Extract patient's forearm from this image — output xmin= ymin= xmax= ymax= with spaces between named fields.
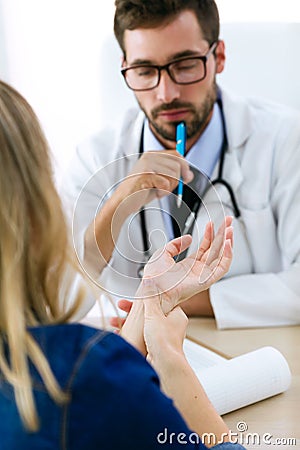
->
xmin=150 ymin=347 xmax=230 ymax=447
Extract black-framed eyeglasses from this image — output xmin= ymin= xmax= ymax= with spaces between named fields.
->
xmin=121 ymin=41 xmax=217 ymax=92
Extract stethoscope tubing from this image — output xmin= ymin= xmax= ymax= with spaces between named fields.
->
xmin=137 ymin=98 xmax=241 ymax=275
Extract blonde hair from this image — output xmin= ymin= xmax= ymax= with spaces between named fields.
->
xmin=0 ymin=80 xmax=85 ymax=431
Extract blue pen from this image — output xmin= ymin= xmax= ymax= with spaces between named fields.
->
xmin=176 ymin=122 xmax=186 ymax=208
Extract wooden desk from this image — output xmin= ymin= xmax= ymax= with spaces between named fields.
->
xmin=187 ymin=318 xmax=300 ymax=449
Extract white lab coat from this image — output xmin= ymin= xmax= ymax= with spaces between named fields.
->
xmin=65 ymin=87 xmax=300 ymax=328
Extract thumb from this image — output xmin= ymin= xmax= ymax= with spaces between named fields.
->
xmin=142 ymin=278 xmax=164 ymax=319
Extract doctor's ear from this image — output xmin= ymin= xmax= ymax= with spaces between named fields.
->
xmin=215 ymin=40 xmax=226 ymax=74
xmin=121 ymin=55 xmax=127 ymax=68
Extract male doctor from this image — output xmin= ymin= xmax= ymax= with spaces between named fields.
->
xmin=65 ymin=0 xmax=300 ymax=329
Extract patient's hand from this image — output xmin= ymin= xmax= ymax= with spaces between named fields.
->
xmin=111 ymin=217 xmax=233 ymax=334
xmin=138 ymin=216 xmax=233 ymax=314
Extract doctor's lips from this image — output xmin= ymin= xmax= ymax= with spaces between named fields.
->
xmin=152 ymin=101 xmax=193 ymax=119
xmin=158 ymin=109 xmax=190 ymax=121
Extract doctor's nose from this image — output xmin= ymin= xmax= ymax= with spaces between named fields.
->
xmin=155 ymin=70 xmax=180 ymax=103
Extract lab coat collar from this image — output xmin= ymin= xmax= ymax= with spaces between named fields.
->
xmin=220 ymin=86 xmax=253 ymax=150
xmin=118 ymin=108 xmax=145 ymax=158
xmin=207 ymin=87 xmax=252 ymax=200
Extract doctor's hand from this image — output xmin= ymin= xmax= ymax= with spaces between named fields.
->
xmin=139 ymin=216 xmax=233 ymax=314
xmin=113 ymin=150 xmax=193 ymax=215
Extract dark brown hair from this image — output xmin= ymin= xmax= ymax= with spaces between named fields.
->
xmin=114 ymin=0 xmax=220 ymax=56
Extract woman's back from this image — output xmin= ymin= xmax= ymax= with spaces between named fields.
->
xmin=0 ymin=324 xmax=205 ymax=449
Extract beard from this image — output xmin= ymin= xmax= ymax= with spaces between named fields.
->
xmin=138 ymin=81 xmax=218 ymax=142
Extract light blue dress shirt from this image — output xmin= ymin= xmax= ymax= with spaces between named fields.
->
xmin=143 ymin=102 xmax=224 ymax=239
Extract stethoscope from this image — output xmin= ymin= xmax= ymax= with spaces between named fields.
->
xmin=137 ymin=99 xmax=241 ymax=278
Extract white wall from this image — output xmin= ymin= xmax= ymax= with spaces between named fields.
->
xmin=0 ymin=0 xmax=115 ymax=179
xmin=1 ymin=1 xmax=300 ymax=180
xmin=217 ymin=0 xmax=300 ymax=22
xmin=219 ymin=22 xmax=300 ymax=108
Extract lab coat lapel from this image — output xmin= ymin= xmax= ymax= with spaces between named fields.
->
xmin=111 ymin=109 xmax=146 ymax=184
xmin=118 ymin=109 xmax=145 ymax=159
xmin=205 ymin=87 xmax=254 ymax=205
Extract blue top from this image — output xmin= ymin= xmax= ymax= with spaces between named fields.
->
xmin=0 ymin=324 xmax=245 ymax=449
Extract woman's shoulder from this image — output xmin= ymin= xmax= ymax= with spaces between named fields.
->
xmin=29 ymin=323 xmax=157 ymax=388
xmin=30 ymin=323 xmax=108 ymax=357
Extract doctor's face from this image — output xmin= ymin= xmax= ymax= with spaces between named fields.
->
xmin=122 ymin=10 xmax=225 ymax=149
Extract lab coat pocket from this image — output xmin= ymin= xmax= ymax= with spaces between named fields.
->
xmin=239 ymin=204 xmax=281 ymax=273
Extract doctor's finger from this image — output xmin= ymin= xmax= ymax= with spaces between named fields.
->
xmin=117 ymin=299 xmax=133 ymax=313
xmin=109 ymin=316 xmax=126 ymax=329
xmin=141 ymin=151 xmax=193 ymax=183
xmin=138 ymin=172 xmax=177 ymax=193
xmin=139 ymin=151 xmax=181 ymax=177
